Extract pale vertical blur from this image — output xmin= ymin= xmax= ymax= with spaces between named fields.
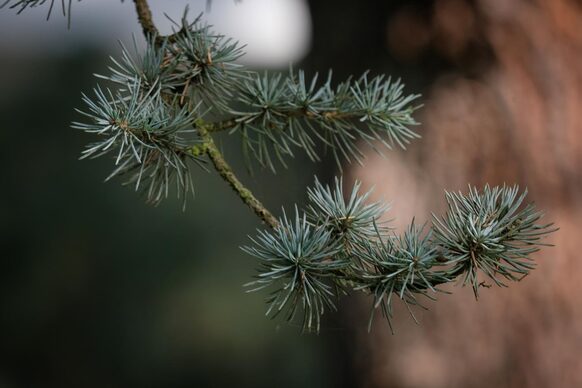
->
xmin=353 ymin=1 xmax=582 ymax=387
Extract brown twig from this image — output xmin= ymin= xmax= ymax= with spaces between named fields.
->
xmin=198 ymin=125 xmax=279 ymax=229
xmin=132 ymin=0 xmax=159 ymax=39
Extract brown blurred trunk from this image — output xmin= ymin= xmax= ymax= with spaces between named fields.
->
xmin=352 ymin=0 xmax=582 ymax=387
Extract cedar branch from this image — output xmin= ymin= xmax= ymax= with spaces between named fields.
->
xmin=132 ymin=0 xmax=279 ymax=229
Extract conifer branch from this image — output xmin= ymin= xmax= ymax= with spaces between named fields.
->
xmin=129 ymin=0 xmax=278 ymax=228
xmin=244 ymin=179 xmax=555 ymax=332
xmin=3 ymin=1 xmax=556 ymax=333
xmin=228 ymin=70 xmax=421 ymax=172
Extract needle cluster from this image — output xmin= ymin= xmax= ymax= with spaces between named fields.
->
xmin=243 ymin=179 xmax=555 ymax=332
xmin=231 ymin=71 xmax=421 ymax=171
xmin=69 ymin=9 xmax=421 ymax=209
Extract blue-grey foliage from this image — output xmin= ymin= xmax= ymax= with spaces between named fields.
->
xmin=71 ymin=82 xmax=203 ymax=208
xmin=98 ymin=38 xmax=182 ymax=92
xmin=169 ymin=13 xmax=247 ymax=111
xmin=432 ymin=185 xmax=554 ymax=297
xmin=68 ymin=9 xmax=421 ymax=207
xmin=244 ymin=178 xmax=554 ymax=332
xmin=243 ymin=208 xmax=348 ymax=332
xmin=306 ymin=176 xmax=389 ymax=254
xmin=231 ymin=70 xmax=421 ymax=171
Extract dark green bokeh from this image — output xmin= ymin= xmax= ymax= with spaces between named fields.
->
xmin=0 ymin=44 xmax=358 ymax=387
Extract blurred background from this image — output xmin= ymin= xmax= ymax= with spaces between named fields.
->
xmin=0 ymin=0 xmax=580 ymax=387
